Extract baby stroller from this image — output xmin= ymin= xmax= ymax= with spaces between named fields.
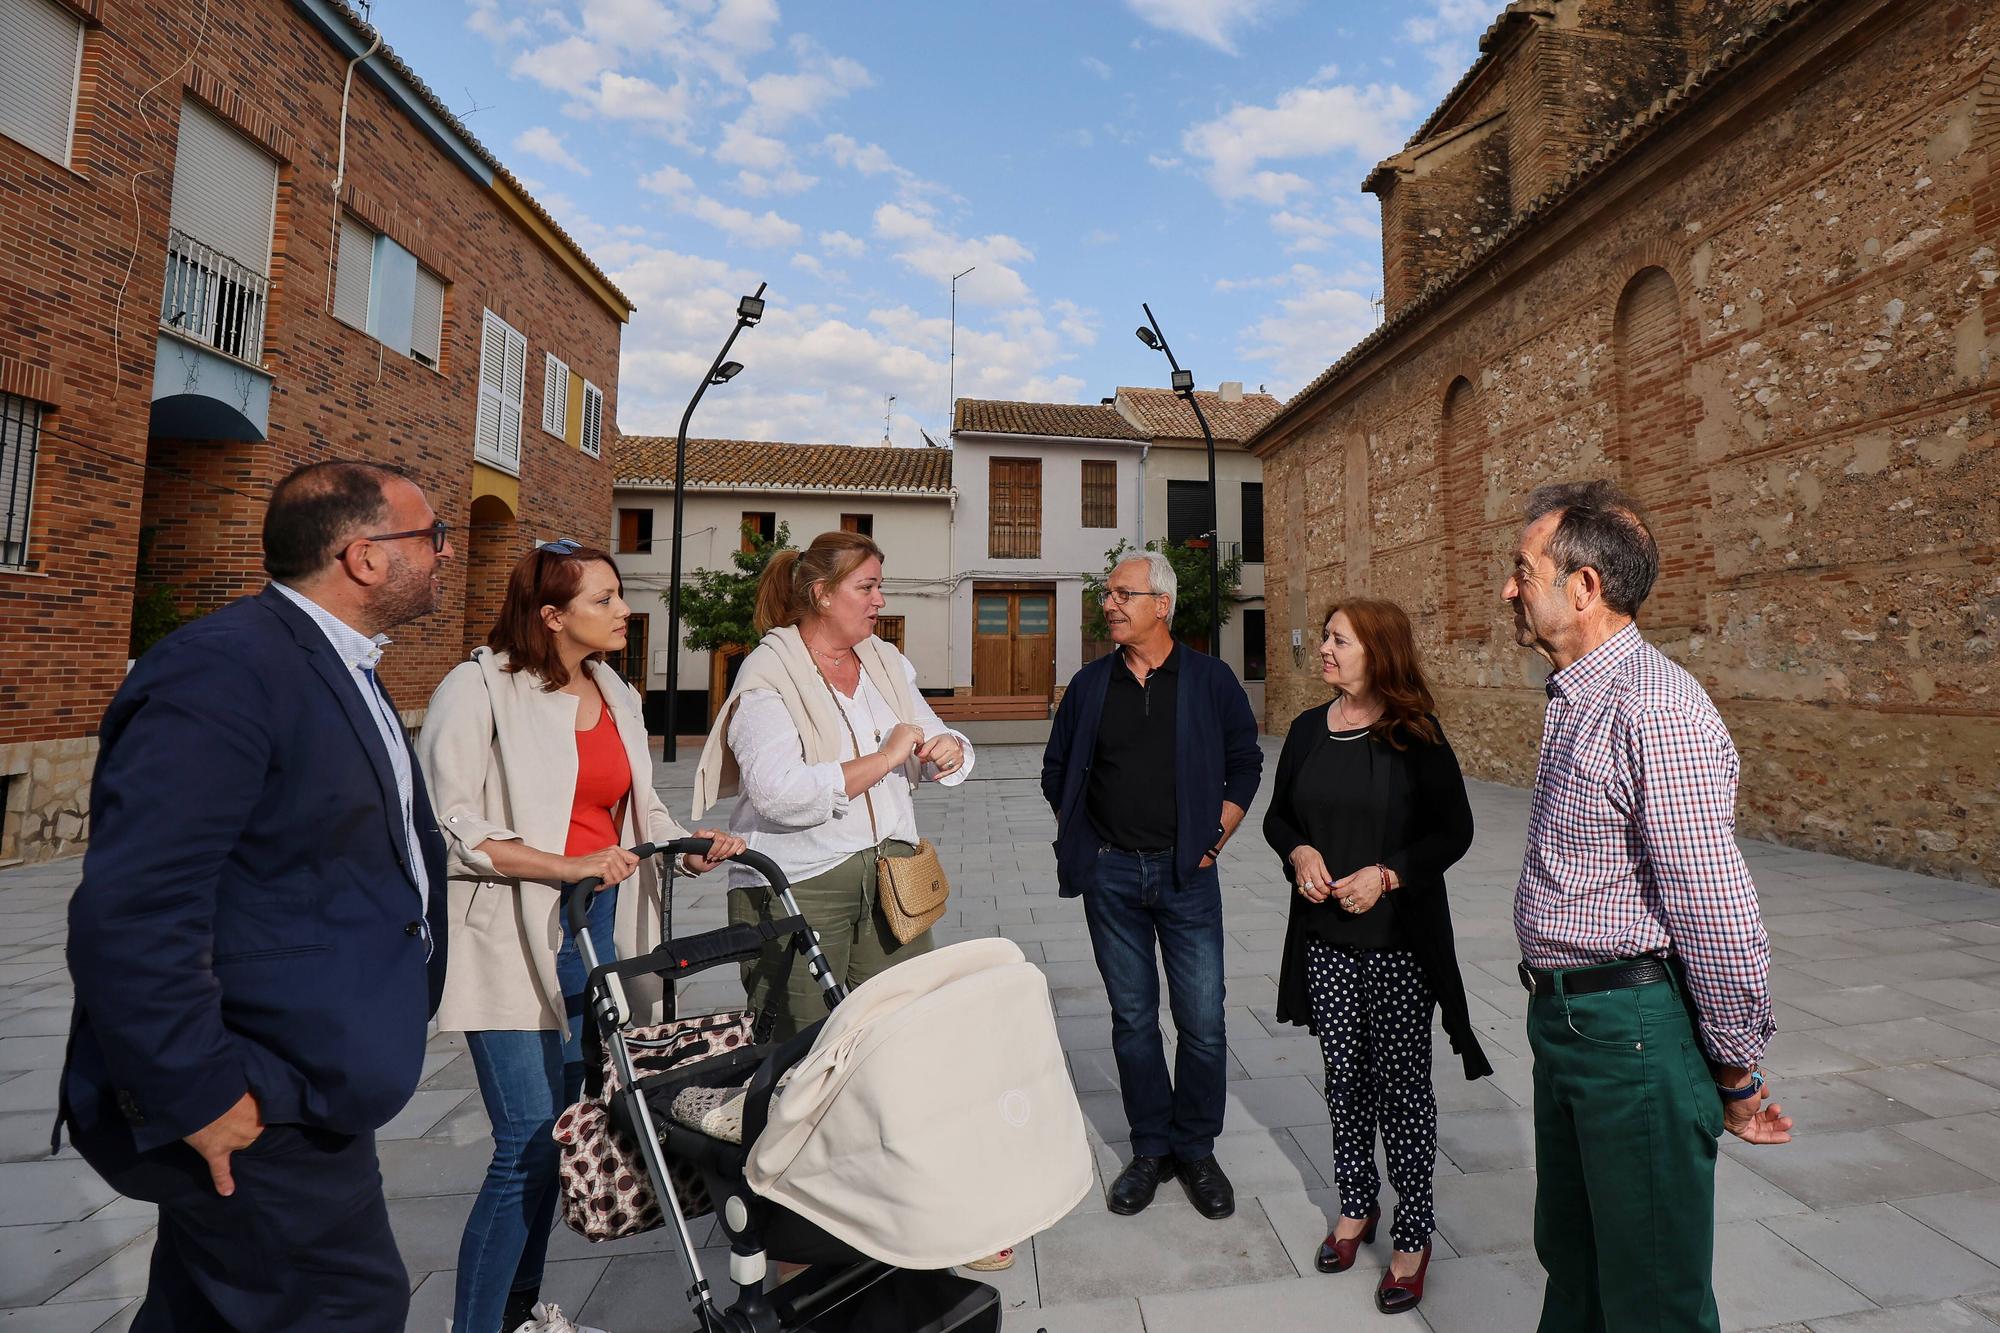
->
xmin=565 ymin=837 xmax=1013 ymax=1333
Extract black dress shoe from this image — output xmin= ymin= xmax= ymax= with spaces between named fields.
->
xmin=1107 ymin=1154 xmax=1175 ymax=1215
xmin=1177 ymin=1154 xmax=1235 ymax=1219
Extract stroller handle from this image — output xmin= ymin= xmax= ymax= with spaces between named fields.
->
xmin=566 ymin=838 xmax=789 ymax=936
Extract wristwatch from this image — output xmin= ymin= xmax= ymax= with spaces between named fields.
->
xmin=1716 ymin=1070 xmax=1764 ymax=1102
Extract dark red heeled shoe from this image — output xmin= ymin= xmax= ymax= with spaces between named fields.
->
xmin=1375 ymin=1241 xmax=1432 ymax=1313
xmin=1314 ymin=1205 xmax=1379 ymax=1274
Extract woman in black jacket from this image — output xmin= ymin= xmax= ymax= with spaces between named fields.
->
xmin=1263 ymin=598 xmax=1491 ymax=1316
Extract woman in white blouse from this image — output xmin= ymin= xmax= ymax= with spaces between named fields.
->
xmin=692 ymin=530 xmax=975 ymax=1041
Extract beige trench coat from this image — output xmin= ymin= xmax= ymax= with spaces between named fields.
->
xmin=416 ymin=647 xmax=689 ymax=1036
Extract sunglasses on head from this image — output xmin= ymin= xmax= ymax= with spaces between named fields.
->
xmin=540 ymin=538 xmax=582 ymax=555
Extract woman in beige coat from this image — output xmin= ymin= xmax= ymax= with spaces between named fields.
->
xmin=418 ymin=540 xmax=742 ymax=1333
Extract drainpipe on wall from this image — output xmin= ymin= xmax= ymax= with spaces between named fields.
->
xmin=1135 ymin=444 xmax=1149 ymax=547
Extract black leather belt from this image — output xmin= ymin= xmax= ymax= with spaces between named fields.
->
xmin=1518 ymin=955 xmax=1672 ymax=997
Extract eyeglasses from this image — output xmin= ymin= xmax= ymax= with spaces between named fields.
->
xmin=365 ymin=520 xmax=450 ymax=553
xmin=540 ymin=538 xmax=582 ymax=556
xmin=1101 ymin=587 xmax=1164 ymax=606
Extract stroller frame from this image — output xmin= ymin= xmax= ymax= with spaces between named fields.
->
xmin=566 ymin=838 xmax=999 ymax=1333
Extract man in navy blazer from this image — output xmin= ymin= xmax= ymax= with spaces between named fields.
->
xmin=62 ymin=460 xmax=452 ymax=1332
xmin=1042 ymin=550 xmax=1262 ymax=1223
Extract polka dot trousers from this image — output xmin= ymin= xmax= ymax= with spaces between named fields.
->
xmin=1304 ymin=940 xmax=1438 ymax=1252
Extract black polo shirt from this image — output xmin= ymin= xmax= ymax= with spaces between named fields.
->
xmin=1086 ymin=643 xmax=1180 ymax=852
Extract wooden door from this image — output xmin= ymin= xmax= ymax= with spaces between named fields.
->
xmin=972 ymin=587 xmax=1054 ymax=697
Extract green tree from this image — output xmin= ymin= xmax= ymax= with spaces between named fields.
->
xmin=1082 ymin=538 xmax=1244 ymax=648
xmin=674 ymin=520 xmax=794 ymax=652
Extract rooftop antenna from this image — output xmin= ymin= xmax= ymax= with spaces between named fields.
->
xmin=1369 ymin=291 xmax=1385 ymax=326
xmin=459 ymin=85 xmax=493 ymax=119
xmin=355 ymin=0 xmax=373 ymax=20
xmin=883 ymin=393 xmax=896 ymax=445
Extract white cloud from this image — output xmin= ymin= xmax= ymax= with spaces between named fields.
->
xmin=1181 ymin=82 xmax=1422 ymax=204
xmin=512 ymin=125 xmax=590 ymax=175
xmin=716 ymin=120 xmax=791 ymax=169
xmin=1402 ymin=0 xmax=1498 ymax=90
xmin=736 ymin=166 xmax=819 ymax=196
xmin=819 ymin=229 xmax=867 ymax=257
xmin=1239 ymin=276 xmax=1381 ymax=392
xmin=1081 ymin=55 xmax=1113 ymax=79
xmin=1145 ymin=152 xmax=1183 ymax=170
xmin=703 ymin=0 xmax=780 ymax=54
xmin=1123 ymin=0 xmax=1277 ymax=55
xmin=741 ymin=36 xmax=871 ymax=131
xmin=468 ymin=0 xmax=528 ymax=41
xmin=822 ymin=133 xmax=901 ymax=177
xmin=871 ymin=204 xmax=1034 ymax=307
xmin=639 ymin=164 xmax=804 ymax=247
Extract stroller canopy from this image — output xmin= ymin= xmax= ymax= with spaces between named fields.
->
xmin=744 ymin=938 xmax=1092 ymax=1269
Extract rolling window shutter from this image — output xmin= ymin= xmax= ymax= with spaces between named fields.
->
xmin=542 ymin=354 xmax=569 ymax=436
xmin=0 ymin=0 xmax=83 ymax=167
xmin=411 ymin=267 xmax=444 ymax=366
xmin=169 ymin=99 xmax=277 ymax=275
xmin=332 ymin=215 xmax=374 ymax=328
xmin=1167 ymin=480 xmax=1207 ymax=546
xmin=581 ymin=381 xmax=603 ymax=458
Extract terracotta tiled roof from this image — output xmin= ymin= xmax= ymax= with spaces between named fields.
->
xmin=1256 ymin=0 xmax=1822 ymax=450
xmin=317 ymin=0 xmax=634 ymax=315
xmin=953 ymin=399 xmax=1148 ymax=441
xmin=1114 ymin=387 xmax=1284 ymax=443
xmin=612 ymin=438 xmax=953 ymax=494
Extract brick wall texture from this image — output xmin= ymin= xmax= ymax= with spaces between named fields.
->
xmin=0 ymin=0 xmax=625 ymax=862
xmin=1259 ymin=0 xmax=2000 ymax=885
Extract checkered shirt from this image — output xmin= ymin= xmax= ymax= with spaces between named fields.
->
xmin=1515 ymin=622 xmax=1775 ymax=1068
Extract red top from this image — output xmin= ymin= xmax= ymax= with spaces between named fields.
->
xmin=565 ymin=701 xmax=632 ymax=857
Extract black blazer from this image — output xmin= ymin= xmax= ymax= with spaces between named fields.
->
xmin=62 ymin=585 xmax=449 ymax=1163
xmin=1262 ymin=705 xmax=1492 ymax=1080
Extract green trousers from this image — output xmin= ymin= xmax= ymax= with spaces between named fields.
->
xmin=1527 ymin=971 xmax=1725 ymax=1333
xmin=730 ymin=839 xmax=931 ymax=1042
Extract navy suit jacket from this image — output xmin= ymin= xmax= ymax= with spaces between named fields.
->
xmin=62 ymin=585 xmax=448 ymax=1162
xmin=1040 ymin=643 xmax=1263 ymax=898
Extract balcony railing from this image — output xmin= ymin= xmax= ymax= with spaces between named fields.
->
xmin=160 ymin=228 xmax=268 ymax=366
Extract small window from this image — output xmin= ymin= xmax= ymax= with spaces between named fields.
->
xmin=1167 ymin=479 xmax=1209 ymax=547
xmin=542 ymin=354 xmax=570 ymax=437
xmin=581 ymin=380 xmax=603 ymax=459
xmin=874 ymin=614 xmax=905 ymax=653
xmin=476 ymin=309 xmax=527 ymax=475
xmin=840 ymin=513 xmax=873 ymax=537
xmin=741 ymin=511 xmax=776 ymax=554
xmin=617 ymin=507 xmax=653 ymax=554
xmin=1081 ymin=460 xmax=1117 ymax=528
xmin=1 ymin=391 xmax=43 ymax=569
xmin=335 ymin=212 xmax=446 ymax=369
xmin=988 ymin=457 xmax=1041 ymax=560
xmin=0 ymin=0 xmax=85 ymax=168
xmin=411 ymin=267 xmax=445 ymax=368
xmin=1240 ymin=482 xmax=1264 ymax=563
xmin=1242 ymin=608 xmax=1266 ymax=681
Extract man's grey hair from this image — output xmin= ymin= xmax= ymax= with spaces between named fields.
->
xmin=1113 ymin=549 xmax=1177 ymax=618
xmin=1523 ymin=479 xmax=1659 ymax=617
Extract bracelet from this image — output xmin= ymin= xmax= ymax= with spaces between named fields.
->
xmin=1377 ymin=863 xmax=1395 ymax=892
xmin=1716 ymin=1070 xmax=1764 ymax=1102
xmin=673 ymin=852 xmax=698 ymax=877
xmin=1206 ymin=845 xmax=1224 ymax=861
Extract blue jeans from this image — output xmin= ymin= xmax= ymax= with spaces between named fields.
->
xmin=1082 ymin=846 xmax=1227 ymax=1161
xmin=454 ymin=885 xmax=616 ymax=1333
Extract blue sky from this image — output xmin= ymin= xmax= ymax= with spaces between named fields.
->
xmin=376 ymin=0 xmax=1495 ymax=447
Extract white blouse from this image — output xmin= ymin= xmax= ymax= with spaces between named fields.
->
xmin=724 ymin=656 xmax=975 ymax=888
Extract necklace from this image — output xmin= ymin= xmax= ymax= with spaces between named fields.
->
xmin=808 ymin=637 xmax=852 ymax=665
xmin=1329 ymin=694 xmax=1380 ymax=739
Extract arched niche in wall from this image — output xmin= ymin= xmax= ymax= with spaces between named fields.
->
xmin=1441 ymin=375 xmax=1487 ymax=641
xmin=1612 ymin=265 xmax=1706 ymax=632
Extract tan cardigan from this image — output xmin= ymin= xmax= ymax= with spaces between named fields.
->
xmin=691 ymin=624 xmax=919 ymax=821
xmin=417 ymin=648 xmax=688 ymax=1035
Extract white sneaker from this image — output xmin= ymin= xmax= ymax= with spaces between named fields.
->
xmin=511 ymin=1303 xmax=607 ymax=1333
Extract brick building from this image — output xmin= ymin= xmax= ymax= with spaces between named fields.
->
xmin=1250 ymin=0 xmax=1998 ymax=883
xmin=0 ymin=0 xmax=633 ymax=864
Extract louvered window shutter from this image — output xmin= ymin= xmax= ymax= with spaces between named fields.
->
xmin=169 ymin=99 xmax=278 ymax=274
xmin=542 ymin=355 xmax=569 ymax=436
xmin=332 ymin=215 xmax=374 ymax=328
xmin=499 ymin=323 xmax=526 ymax=471
xmin=411 ymin=268 xmax=444 ymax=366
xmin=581 ymin=381 xmax=603 ymax=458
xmin=0 ymin=0 xmax=83 ymax=167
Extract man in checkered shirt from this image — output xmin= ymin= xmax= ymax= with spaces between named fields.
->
xmin=1505 ymin=480 xmax=1791 ymax=1333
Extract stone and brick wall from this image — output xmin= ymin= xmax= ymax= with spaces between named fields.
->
xmin=1259 ymin=0 xmax=1999 ymax=884
xmin=0 ymin=0 xmax=626 ymax=863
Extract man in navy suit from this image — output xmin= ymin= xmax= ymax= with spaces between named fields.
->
xmin=62 ymin=460 xmax=453 ymax=1332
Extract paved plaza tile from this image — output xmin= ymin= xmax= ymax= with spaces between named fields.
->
xmin=3 ymin=738 xmax=1999 ymax=1330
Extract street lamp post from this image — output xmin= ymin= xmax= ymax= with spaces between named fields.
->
xmin=1134 ymin=302 xmax=1221 ymax=651
xmin=662 ymin=282 xmax=766 ymax=762
xmin=948 ymin=265 xmax=975 ymax=428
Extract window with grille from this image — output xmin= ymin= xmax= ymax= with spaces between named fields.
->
xmin=333 ymin=212 xmax=445 ymax=368
xmin=542 ymin=354 xmax=570 ymax=437
xmin=0 ymin=0 xmax=84 ymax=167
xmin=1081 ymin=460 xmax=1117 ymax=528
xmin=1240 ymin=482 xmax=1264 ymax=562
xmin=988 ymin=457 xmax=1041 ymax=559
xmin=874 ymin=614 xmax=904 ymax=653
xmin=581 ymin=381 xmax=603 ymax=458
xmin=476 ymin=309 xmax=526 ymax=475
xmin=618 ymin=507 xmax=653 ymax=554
xmin=1 ymin=392 xmax=41 ymax=569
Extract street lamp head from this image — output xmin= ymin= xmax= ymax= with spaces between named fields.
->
xmin=1134 ymin=326 xmax=1161 ymax=350
xmin=1171 ymin=368 xmax=1195 ymax=394
xmin=737 ymin=294 xmax=766 ymax=323
xmin=712 ymin=361 xmax=744 ymax=384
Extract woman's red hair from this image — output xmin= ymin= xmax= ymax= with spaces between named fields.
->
xmin=1325 ymin=598 xmax=1441 ymax=749
xmin=488 ymin=543 xmax=622 ymax=689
